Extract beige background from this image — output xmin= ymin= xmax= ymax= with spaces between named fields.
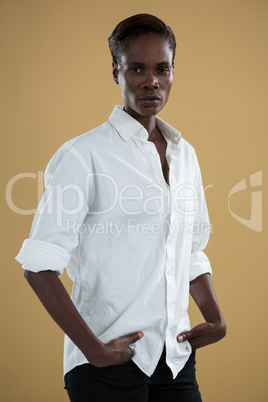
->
xmin=1 ymin=0 xmax=267 ymax=401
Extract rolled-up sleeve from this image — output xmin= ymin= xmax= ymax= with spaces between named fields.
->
xmin=189 ymin=153 xmax=212 ymax=282
xmin=15 ymin=145 xmax=90 ymax=276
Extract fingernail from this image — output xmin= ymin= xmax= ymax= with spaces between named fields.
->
xmin=178 ymin=335 xmax=183 ymax=342
xmin=138 ymin=332 xmax=144 ymax=338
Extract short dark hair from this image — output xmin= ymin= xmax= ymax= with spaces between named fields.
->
xmin=108 ymin=14 xmax=176 ymax=64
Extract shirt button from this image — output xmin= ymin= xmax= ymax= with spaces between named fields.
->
xmin=167 ymin=236 xmax=174 ymax=244
xmin=160 ymin=179 xmax=165 ymax=185
xmin=150 ymin=150 xmax=156 ymax=155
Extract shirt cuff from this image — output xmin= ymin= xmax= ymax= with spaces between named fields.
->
xmin=189 ymin=251 xmax=212 ymax=282
xmin=15 ymin=239 xmax=70 ymax=277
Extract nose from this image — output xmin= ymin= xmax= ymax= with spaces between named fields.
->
xmin=142 ymin=72 xmax=159 ymax=90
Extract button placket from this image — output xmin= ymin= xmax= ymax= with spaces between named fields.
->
xmin=143 ymin=139 xmax=177 ymax=344
xmin=165 ymin=165 xmax=177 ymax=344
xmin=146 ymin=142 xmax=169 ymax=189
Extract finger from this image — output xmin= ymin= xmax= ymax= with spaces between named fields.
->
xmin=122 ymin=331 xmax=144 ymax=345
xmin=116 ymin=348 xmax=134 ymax=365
xmin=177 ymin=331 xmax=191 ymax=342
xmin=110 ymin=346 xmax=134 ymax=366
xmin=127 ymin=346 xmax=135 ymax=358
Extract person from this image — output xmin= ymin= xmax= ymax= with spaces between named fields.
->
xmin=16 ymin=13 xmax=226 ymax=402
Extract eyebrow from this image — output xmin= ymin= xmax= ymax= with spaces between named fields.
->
xmin=127 ymin=61 xmax=173 ymax=67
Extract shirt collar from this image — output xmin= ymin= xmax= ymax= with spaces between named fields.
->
xmin=109 ymin=106 xmax=148 ymax=141
xmin=156 ymin=115 xmax=181 ymax=145
xmin=109 ymin=105 xmax=182 ymax=145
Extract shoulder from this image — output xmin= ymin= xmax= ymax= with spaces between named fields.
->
xmin=45 ymin=120 xmax=114 ymax=175
xmin=180 ymin=137 xmax=197 ymax=159
xmin=56 ymin=120 xmax=113 ymax=155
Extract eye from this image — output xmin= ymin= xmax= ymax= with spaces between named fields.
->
xmin=157 ymin=67 xmax=171 ymax=74
xmin=129 ymin=67 xmax=142 ymax=73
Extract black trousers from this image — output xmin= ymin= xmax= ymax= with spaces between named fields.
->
xmin=64 ymin=348 xmax=202 ymax=402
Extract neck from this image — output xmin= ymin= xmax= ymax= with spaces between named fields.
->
xmin=123 ymin=106 xmax=158 ymax=137
xmin=134 ymin=114 xmax=162 ymax=142
xmin=138 ymin=115 xmax=163 ymax=142
xmin=139 ymin=115 xmax=157 ymax=137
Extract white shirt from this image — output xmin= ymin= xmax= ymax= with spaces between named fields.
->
xmin=16 ymin=105 xmax=212 ymax=379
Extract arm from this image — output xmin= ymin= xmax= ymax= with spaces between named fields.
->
xmin=177 ymin=273 xmax=226 ymax=349
xmin=24 ymin=270 xmax=143 ymax=366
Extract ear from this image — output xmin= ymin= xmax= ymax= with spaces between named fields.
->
xmin=112 ymin=61 xmax=119 ymax=84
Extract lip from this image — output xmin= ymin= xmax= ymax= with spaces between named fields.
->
xmin=138 ymin=95 xmax=161 ymax=106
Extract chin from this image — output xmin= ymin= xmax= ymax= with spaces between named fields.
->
xmin=139 ymin=104 xmax=164 ymax=114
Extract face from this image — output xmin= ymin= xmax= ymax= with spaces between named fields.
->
xmin=113 ymin=33 xmax=174 ymax=124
